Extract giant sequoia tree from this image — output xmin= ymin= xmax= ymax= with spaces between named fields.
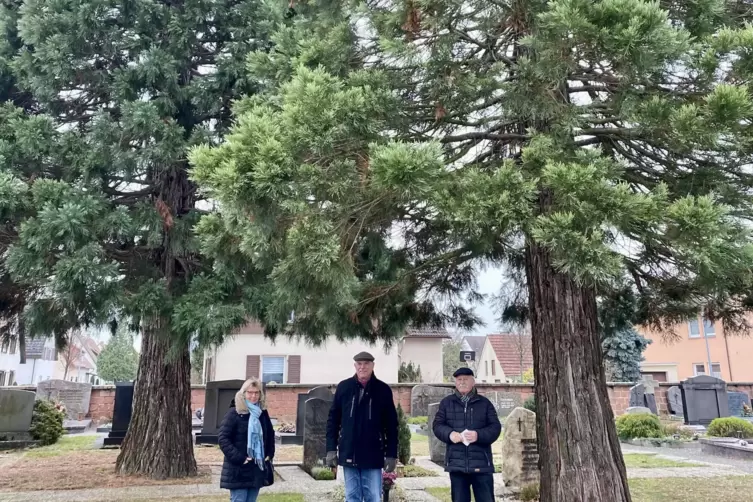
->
xmin=1 ymin=0 xmax=278 ymax=478
xmin=193 ymin=1 xmax=753 ymax=500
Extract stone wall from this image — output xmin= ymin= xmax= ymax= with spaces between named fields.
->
xmin=8 ymin=380 xmax=753 ymax=423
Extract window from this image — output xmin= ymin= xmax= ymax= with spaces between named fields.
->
xmin=688 ymin=319 xmax=701 ymax=338
xmin=261 ymin=356 xmax=285 ymax=384
xmin=8 ymin=371 xmax=14 ymax=386
xmin=693 ymin=363 xmax=706 ymax=376
xmin=485 ymin=360 xmax=489 ymax=376
xmin=711 ymin=363 xmax=722 ymax=378
xmin=492 ymin=360 xmax=496 ymax=376
xmin=9 ymin=336 xmax=16 ymax=354
xmin=0 ymin=371 xmax=5 ymax=386
xmin=703 ymin=318 xmax=716 ymax=337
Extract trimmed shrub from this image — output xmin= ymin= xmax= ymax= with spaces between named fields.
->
xmin=615 ymin=413 xmax=663 ymax=440
xmin=397 ymin=404 xmax=411 ymax=465
xmin=407 ymin=416 xmax=428 ymax=425
xmin=523 ymin=395 xmax=536 ymax=413
xmin=707 ymin=417 xmax=753 ymax=439
xmin=29 ymin=399 xmax=65 ymax=446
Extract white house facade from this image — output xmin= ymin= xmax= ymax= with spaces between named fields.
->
xmin=203 ymin=322 xmax=449 ymax=384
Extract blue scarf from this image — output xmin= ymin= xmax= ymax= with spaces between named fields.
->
xmin=245 ymin=400 xmax=265 ymax=471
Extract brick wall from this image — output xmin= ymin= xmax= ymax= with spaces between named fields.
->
xmin=52 ymin=380 xmax=753 ymax=423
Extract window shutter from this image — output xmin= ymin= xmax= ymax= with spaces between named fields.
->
xmin=246 ymin=355 xmax=260 ymax=379
xmin=288 ymin=355 xmax=301 ymax=384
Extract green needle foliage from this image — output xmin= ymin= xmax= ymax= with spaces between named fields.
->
xmin=0 ymin=0 xmax=281 ymax=479
xmin=192 ymin=1 xmax=753 ymax=499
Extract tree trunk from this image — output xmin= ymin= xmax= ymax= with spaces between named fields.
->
xmin=525 ymin=198 xmax=631 ymax=501
xmin=115 ymin=317 xmax=197 ymax=479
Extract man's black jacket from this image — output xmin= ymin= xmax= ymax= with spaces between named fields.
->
xmin=326 ymin=374 xmax=398 ymax=469
xmin=432 ymin=389 xmax=501 ymax=474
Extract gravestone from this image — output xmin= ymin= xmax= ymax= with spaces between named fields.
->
xmin=302 ymin=397 xmax=332 ymax=474
xmin=625 ymin=406 xmax=652 ymax=415
xmin=728 ymin=391 xmax=752 ymax=418
xmin=485 ymin=391 xmax=523 ymax=418
xmin=427 ymin=402 xmax=445 ymax=464
xmin=103 ymin=382 xmax=134 ymax=447
xmin=680 ymin=375 xmax=730 ymax=426
xmin=287 ymin=387 xmax=333 ymax=446
xmin=195 ymin=379 xmax=245 ymax=445
xmin=667 ymin=386 xmax=684 ymax=417
xmin=629 ymin=383 xmax=657 ymax=415
xmin=36 ymin=379 xmax=92 ymax=420
xmin=501 ymin=407 xmax=539 ymax=488
xmin=411 ymin=385 xmax=452 ymax=417
xmin=0 ymin=389 xmax=35 ymax=440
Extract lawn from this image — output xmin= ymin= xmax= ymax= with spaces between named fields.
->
xmin=427 ymin=477 xmax=753 ymax=502
xmin=622 ymin=453 xmax=700 ymax=468
xmin=24 ymin=434 xmax=97 ymax=458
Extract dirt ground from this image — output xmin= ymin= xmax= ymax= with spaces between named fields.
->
xmin=0 ymin=442 xmax=305 ymax=492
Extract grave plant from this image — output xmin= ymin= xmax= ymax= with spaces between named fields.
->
xmin=29 ymin=399 xmax=65 ymax=446
xmin=397 ymin=403 xmax=411 ymax=465
xmin=707 ymin=417 xmax=753 ymax=439
xmin=1 ymin=0 xmax=280 ymax=479
xmin=191 ymin=1 xmax=753 ymax=500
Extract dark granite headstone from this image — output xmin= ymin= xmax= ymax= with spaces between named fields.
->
xmin=195 ymin=379 xmax=245 ymax=445
xmin=286 ymin=387 xmax=333 ymax=446
xmin=680 ymin=375 xmax=730 ymax=426
xmin=629 ymin=383 xmax=646 ymax=408
xmin=0 ymin=389 xmax=35 ymax=440
xmin=629 ymin=382 xmax=657 ymax=414
xmin=728 ymin=391 xmax=752 ymax=417
xmin=302 ymin=397 xmax=332 ymax=474
xmin=644 ymin=393 xmax=658 ymax=415
xmin=667 ymin=386 xmax=684 ymax=416
xmin=103 ymin=382 xmax=134 ymax=447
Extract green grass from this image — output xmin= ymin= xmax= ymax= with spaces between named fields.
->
xmin=402 ymin=465 xmax=437 ymax=477
xmin=428 ymin=477 xmax=753 ymax=502
xmin=24 ymin=434 xmax=97 ymax=458
xmin=629 ymin=476 xmax=753 ymax=501
xmin=622 ymin=453 xmax=699 ymax=468
xmin=408 ymin=416 xmax=428 ymax=425
xmin=410 ymin=433 xmax=429 ymax=457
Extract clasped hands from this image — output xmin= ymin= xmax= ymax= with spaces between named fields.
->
xmin=450 ymin=430 xmax=478 ymax=444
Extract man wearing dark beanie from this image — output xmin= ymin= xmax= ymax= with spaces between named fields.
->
xmin=433 ymin=367 xmax=501 ymax=502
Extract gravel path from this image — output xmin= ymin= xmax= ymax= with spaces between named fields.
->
xmin=2 ymin=448 xmax=750 ymax=501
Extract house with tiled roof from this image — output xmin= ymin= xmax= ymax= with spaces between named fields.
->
xmin=476 ymin=333 xmax=534 ymax=383
xmin=460 ymin=335 xmax=486 ymax=374
xmin=202 ymin=322 xmax=451 ymax=384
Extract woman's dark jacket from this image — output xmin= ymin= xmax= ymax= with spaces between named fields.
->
xmin=218 ymin=401 xmax=275 ymax=490
xmin=326 ymin=374 xmax=398 ymax=469
xmin=432 ymin=390 xmax=501 ymax=474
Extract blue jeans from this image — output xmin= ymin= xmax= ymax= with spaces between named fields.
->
xmin=343 ymin=467 xmax=382 ymax=502
xmin=229 ymin=488 xmax=259 ymax=502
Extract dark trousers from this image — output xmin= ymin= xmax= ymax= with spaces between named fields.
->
xmin=449 ymin=472 xmax=494 ymax=502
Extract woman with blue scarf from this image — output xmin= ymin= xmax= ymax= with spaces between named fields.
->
xmin=218 ymin=378 xmax=275 ymax=502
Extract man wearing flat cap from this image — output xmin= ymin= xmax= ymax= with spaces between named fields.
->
xmin=433 ymin=367 xmax=501 ymax=502
xmin=326 ymin=351 xmax=398 ymax=502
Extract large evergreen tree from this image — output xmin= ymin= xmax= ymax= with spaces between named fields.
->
xmin=1 ymin=0 xmax=279 ymax=478
xmin=193 ymin=1 xmax=753 ymax=500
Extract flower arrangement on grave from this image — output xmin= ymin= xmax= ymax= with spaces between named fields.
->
xmin=743 ymin=404 xmax=752 ymax=418
xmin=382 ymin=470 xmax=397 ymax=500
xmin=54 ymin=401 xmax=67 ymax=416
